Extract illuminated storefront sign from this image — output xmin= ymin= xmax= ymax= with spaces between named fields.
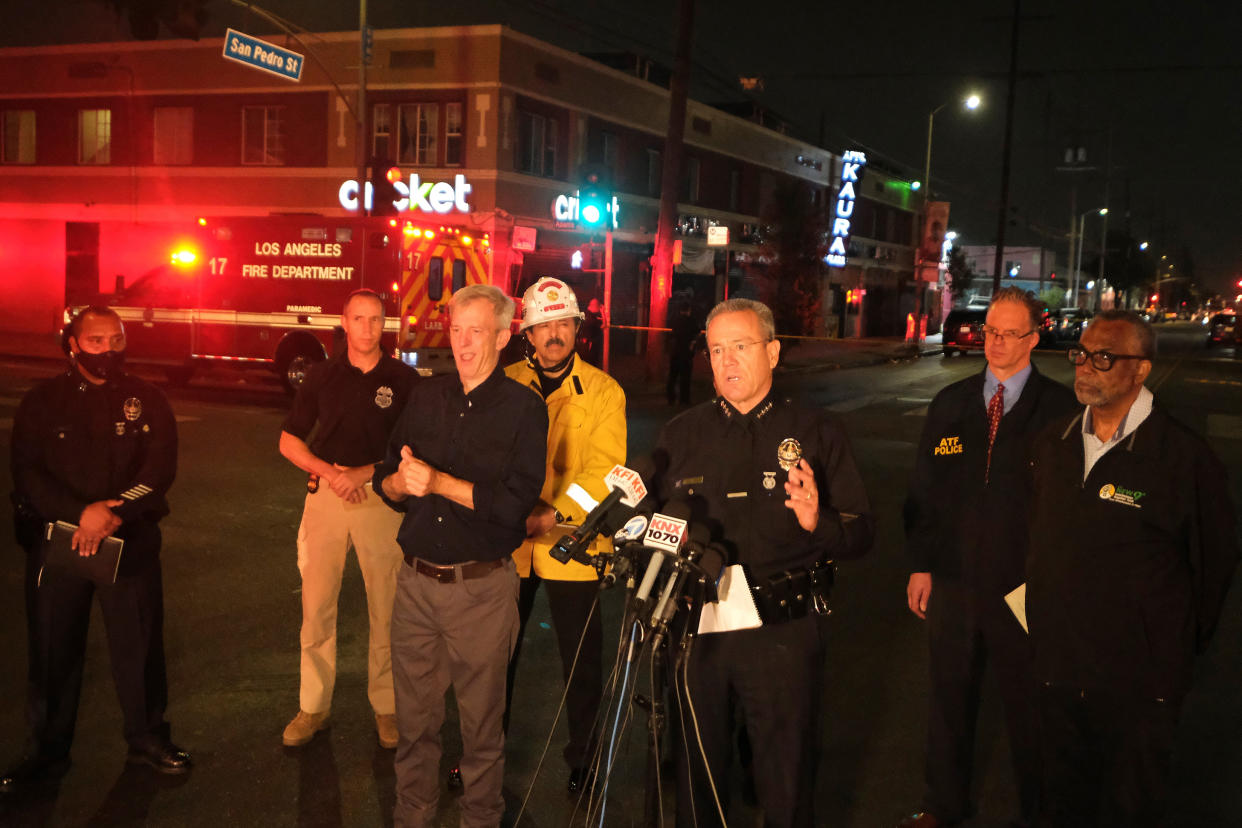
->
xmin=552 ymin=191 xmax=620 ymax=229
xmin=338 ymin=173 xmax=472 ymax=214
xmin=826 ymin=150 xmax=867 ymax=268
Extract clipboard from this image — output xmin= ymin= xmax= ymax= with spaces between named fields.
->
xmin=41 ymin=520 xmax=124 ymax=585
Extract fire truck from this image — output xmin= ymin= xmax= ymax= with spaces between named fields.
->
xmin=96 ymin=214 xmax=495 ymax=391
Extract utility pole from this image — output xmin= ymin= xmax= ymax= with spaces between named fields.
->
xmin=646 ymin=0 xmax=695 ymax=378
xmin=992 ymin=0 xmax=1021 ymax=293
xmin=356 ymin=0 xmax=368 ymax=223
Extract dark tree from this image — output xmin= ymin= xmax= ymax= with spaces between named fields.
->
xmin=101 ymin=0 xmax=208 ymax=40
xmin=945 ymin=243 xmax=975 ymax=301
xmin=751 ymin=180 xmax=827 ymax=337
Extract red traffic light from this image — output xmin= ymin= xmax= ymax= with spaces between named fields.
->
xmin=385 ymin=165 xmax=403 ymax=184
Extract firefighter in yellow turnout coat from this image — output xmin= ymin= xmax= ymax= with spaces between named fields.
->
xmin=506 ymin=277 xmax=626 ymax=793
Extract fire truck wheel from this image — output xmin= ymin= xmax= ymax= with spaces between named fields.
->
xmin=279 ymin=350 xmax=323 ymax=394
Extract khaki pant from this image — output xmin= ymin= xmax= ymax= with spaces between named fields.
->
xmin=296 ymin=482 xmax=403 ymax=715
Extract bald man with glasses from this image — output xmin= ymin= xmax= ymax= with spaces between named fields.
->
xmin=1027 ymin=309 xmax=1237 ymax=826
xmin=899 ymin=288 xmax=1077 ymax=828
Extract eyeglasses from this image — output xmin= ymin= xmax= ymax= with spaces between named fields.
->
xmin=707 ymin=340 xmax=769 ymax=360
xmin=1066 ymin=345 xmax=1147 ymax=371
xmin=981 ymin=325 xmax=1036 ymax=342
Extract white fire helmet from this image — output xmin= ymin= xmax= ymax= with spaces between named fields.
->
xmin=519 ymin=277 xmax=584 ymax=331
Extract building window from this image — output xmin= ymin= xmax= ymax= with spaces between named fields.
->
xmin=153 ymin=106 xmax=193 ymax=165
xmin=398 ymin=103 xmax=438 ymax=165
xmin=372 ymin=103 xmax=391 ymax=160
xmin=2 ymin=110 xmax=35 ymax=164
xmin=646 ymin=148 xmax=661 ymax=196
xmin=445 ymin=103 xmax=463 ymax=166
xmin=684 ymin=157 xmax=700 ymax=202
xmin=516 ymin=110 xmax=557 ymax=177
xmin=242 ymin=106 xmax=285 ymax=165
xmin=728 ymin=169 xmax=740 ymax=212
xmin=78 ymin=109 xmax=111 ymax=165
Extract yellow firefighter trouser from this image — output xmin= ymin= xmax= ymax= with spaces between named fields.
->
xmin=296 ymin=481 xmax=403 ymax=715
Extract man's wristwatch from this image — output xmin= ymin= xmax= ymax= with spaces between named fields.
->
xmin=554 ymin=509 xmax=566 ymax=524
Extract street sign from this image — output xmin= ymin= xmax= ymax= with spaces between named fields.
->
xmin=707 ymin=225 xmax=729 ymax=246
xmin=222 ymin=28 xmax=304 ymax=82
xmin=512 ymin=225 xmax=537 ymax=252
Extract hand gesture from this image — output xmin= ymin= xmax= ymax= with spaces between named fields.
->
xmin=398 ymin=445 xmax=437 ymax=498
xmin=330 ymin=464 xmax=372 ymax=503
xmin=906 ymin=572 xmax=933 ymax=619
xmin=73 ymin=499 xmax=123 ymax=557
xmin=783 ymin=458 xmax=819 ymax=533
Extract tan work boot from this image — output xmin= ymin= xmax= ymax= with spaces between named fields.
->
xmin=282 ymin=710 xmax=329 ymax=747
xmin=375 ymin=713 xmax=398 ymax=749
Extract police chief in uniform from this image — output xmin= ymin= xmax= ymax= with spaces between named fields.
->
xmin=376 ymin=284 xmax=547 ymax=828
xmin=1027 ymin=310 xmax=1238 ymax=826
xmin=505 ymin=277 xmax=627 ymax=793
xmin=279 ymin=289 xmax=417 ymax=749
xmin=4 ymin=306 xmax=187 ymax=793
xmin=649 ymin=298 xmax=874 ymax=828
xmin=898 ymin=288 xmax=1076 ymax=828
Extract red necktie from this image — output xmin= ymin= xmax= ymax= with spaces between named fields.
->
xmin=985 ymin=383 xmax=1005 ymax=482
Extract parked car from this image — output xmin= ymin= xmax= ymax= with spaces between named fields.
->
xmin=1054 ymin=308 xmax=1094 ymax=343
xmin=1206 ymin=312 xmax=1236 ymax=347
xmin=942 ymin=308 xmax=987 ymax=356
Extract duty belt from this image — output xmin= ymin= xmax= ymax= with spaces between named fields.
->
xmin=749 ymin=560 xmax=835 ymax=624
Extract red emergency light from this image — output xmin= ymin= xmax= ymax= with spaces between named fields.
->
xmin=170 ymin=247 xmax=197 ymax=266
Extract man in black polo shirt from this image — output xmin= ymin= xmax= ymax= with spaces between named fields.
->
xmin=278 ymin=289 xmax=417 ymax=750
xmin=376 ymin=284 xmax=547 ymax=828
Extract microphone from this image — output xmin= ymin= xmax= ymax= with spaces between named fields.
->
xmin=634 ymin=500 xmax=691 ymax=605
xmin=648 ymin=522 xmax=709 ymax=626
xmin=549 ymin=459 xmax=653 ymax=566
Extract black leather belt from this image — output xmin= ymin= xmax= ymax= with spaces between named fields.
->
xmin=408 ymin=557 xmax=505 ymax=583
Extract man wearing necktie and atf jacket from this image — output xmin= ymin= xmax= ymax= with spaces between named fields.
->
xmin=898 ymin=288 xmax=1077 ymax=828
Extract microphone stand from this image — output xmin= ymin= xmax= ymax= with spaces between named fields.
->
xmin=593 ymin=545 xmax=710 ymax=828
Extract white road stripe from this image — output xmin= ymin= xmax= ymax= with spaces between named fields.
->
xmin=904 ymin=405 xmax=929 ymax=417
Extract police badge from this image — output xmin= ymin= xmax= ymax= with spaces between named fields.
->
xmin=375 ymin=386 xmax=394 ymax=409
xmin=123 ymin=397 xmax=143 ymax=422
xmin=762 ymin=471 xmax=777 ymax=490
xmin=776 ymin=438 xmax=802 ymax=471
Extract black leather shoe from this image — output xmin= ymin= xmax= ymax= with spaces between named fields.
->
xmin=446 ymin=765 xmax=462 ymax=789
xmin=0 ymin=754 xmax=71 ymax=794
xmin=567 ymin=767 xmax=593 ymax=795
xmin=126 ymin=743 xmax=192 ymax=775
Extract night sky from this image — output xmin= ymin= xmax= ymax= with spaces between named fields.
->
xmin=9 ymin=0 xmax=1242 ymax=294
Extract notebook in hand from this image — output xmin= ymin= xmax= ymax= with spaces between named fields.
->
xmin=41 ymin=520 xmax=124 ymax=585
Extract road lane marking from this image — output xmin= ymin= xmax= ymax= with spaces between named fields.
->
xmin=827 ymin=395 xmax=881 ymax=413
xmin=1186 ymin=377 xmax=1242 ymax=388
xmin=904 ymin=405 xmax=929 ymax=417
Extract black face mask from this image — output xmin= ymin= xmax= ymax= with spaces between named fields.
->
xmin=74 ymin=349 xmax=127 ymax=381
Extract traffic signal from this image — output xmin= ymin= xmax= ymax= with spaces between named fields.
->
xmin=362 ymin=25 xmax=374 ymax=65
xmin=369 ymin=162 xmax=401 ymax=217
xmin=577 ymin=166 xmax=611 ymax=229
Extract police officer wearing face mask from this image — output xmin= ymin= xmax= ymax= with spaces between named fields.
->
xmin=3 ymin=305 xmax=187 ymax=795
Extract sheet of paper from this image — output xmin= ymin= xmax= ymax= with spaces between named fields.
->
xmin=1005 ymin=582 xmax=1028 ymax=634
xmin=697 ymin=565 xmax=763 ymax=635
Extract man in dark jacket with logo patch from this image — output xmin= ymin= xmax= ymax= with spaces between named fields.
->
xmin=4 ymin=306 xmax=187 ymax=793
xmin=899 ymin=288 xmax=1076 ymax=828
xmin=1027 ymin=310 xmax=1237 ymax=826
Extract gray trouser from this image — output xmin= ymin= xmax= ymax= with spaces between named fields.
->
xmin=392 ymin=557 xmax=520 ymax=828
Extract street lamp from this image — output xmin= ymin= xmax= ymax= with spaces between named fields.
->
xmin=1071 ymin=207 xmax=1107 ymax=307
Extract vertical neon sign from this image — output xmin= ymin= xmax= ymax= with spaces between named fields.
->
xmin=826 ymin=150 xmax=867 ymax=268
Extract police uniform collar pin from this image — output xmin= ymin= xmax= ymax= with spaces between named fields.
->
xmin=777 ymin=437 xmax=802 ymax=471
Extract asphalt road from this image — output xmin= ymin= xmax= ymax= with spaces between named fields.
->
xmin=1 ymin=323 xmax=1239 ymax=827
